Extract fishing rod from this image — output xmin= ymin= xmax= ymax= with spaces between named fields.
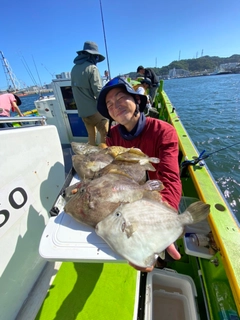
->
xmin=19 ymin=52 xmax=38 ymax=88
xmin=99 ymin=0 xmax=111 ymax=79
xmin=181 ymin=141 xmax=240 ymax=168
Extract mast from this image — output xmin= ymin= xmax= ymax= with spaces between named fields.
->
xmin=99 ymin=0 xmax=111 ymax=79
xmin=0 ymin=51 xmax=21 ymax=91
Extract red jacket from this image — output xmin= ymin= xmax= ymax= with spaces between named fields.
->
xmin=106 ymin=117 xmax=182 ymax=210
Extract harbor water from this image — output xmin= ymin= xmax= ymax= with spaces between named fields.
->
xmin=16 ymin=74 xmax=240 ymax=223
xmin=164 ymin=74 xmax=240 ymax=223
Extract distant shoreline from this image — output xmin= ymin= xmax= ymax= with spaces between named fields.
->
xmin=0 ymin=89 xmax=53 ymax=96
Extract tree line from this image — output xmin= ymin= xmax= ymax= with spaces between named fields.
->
xmin=129 ymin=54 xmax=240 ymax=77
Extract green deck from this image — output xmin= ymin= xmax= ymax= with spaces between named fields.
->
xmin=36 ymin=262 xmax=138 ymax=320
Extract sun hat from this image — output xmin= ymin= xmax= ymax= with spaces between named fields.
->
xmin=13 ymin=94 xmax=22 ymax=106
xmin=97 ymin=76 xmax=147 ymax=120
xmin=77 ymin=41 xmax=105 ymax=62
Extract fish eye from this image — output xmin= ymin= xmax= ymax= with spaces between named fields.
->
xmin=79 ymin=187 xmax=85 ymax=193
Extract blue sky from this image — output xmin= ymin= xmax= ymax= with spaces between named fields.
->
xmin=1 ymin=0 xmax=240 ymax=90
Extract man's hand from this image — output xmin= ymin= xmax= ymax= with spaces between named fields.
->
xmin=166 ymin=243 xmax=181 ymax=260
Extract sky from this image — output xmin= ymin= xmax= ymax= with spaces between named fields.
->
xmin=1 ymin=0 xmax=240 ymax=90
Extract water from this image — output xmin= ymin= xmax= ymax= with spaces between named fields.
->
xmin=16 ymin=93 xmax=40 ymax=113
xmin=16 ymin=75 xmax=240 ymax=223
xmin=164 ymin=74 xmax=240 ymax=223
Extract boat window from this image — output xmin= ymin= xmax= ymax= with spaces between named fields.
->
xmin=60 ymin=86 xmax=77 ymax=110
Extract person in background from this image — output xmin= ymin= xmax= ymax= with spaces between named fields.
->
xmin=102 ymin=70 xmax=110 ymax=86
xmin=136 ymin=65 xmax=159 ymax=102
xmin=133 ymin=78 xmax=152 ymax=109
xmin=0 ymin=93 xmax=23 ymax=128
xmin=97 ymin=76 xmax=182 ymax=272
xmin=71 ymin=41 xmax=108 ymax=145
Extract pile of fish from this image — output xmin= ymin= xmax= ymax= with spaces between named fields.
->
xmin=64 ymin=142 xmax=210 ymax=268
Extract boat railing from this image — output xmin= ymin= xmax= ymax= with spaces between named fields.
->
xmin=0 ymin=116 xmax=47 ymax=126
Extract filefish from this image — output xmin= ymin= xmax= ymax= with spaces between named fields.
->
xmin=115 ymin=151 xmax=160 ymax=165
xmin=72 ymin=148 xmax=160 ymax=180
xmin=72 ymin=153 xmax=114 ymax=180
xmin=92 ymin=160 xmax=156 ymax=184
xmin=64 ymin=173 xmax=163 ymax=228
xmin=95 ymin=200 xmax=210 ymax=268
xmin=71 ymin=142 xmax=107 ymax=155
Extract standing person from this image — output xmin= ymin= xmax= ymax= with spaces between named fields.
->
xmin=102 ymin=70 xmax=110 ymax=86
xmin=71 ymin=41 xmax=108 ymax=145
xmin=0 ymin=93 xmax=23 ymax=128
xmin=136 ymin=65 xmax=159 ymax=101
xmin=97 ymin=76 xmax=182 ymax=272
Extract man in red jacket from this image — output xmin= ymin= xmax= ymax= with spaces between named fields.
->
xmin=97 ymin=76 xmax=182 ymax=272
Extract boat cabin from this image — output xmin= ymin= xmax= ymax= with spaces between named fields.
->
xmin=34 ymin=79 xmax=88 ymax=146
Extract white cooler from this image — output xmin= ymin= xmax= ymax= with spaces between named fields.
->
xmin=144 ymin=268 xmax=199 ymax=320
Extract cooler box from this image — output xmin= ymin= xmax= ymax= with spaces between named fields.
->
xmin=144 ymin=268 xmax=199 ymax=320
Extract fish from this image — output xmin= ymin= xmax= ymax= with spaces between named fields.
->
xmin=95 ymin=200 xmax=210 ymax=268
xmin=72 ymin=152 xmax=114 ymax=180
xmin=92 ymin=160 xmax=156 ymax=184
xmin=71 ymin=142 xmax=107 ymax=155
xmin=61 ymin=181 xmax=81 ymax=202
xmin=64 ymin=173 xmax=164 ymax=228
xmin=100 ymin=146 xmax=149 ymax=158
xmin=115 ymin=151 xmax=160 ymax=165
xmin=72 ymin=147 xmax=160 ymax=180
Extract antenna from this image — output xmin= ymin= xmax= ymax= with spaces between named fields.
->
xmin=179 ymin=50 xmax=181 ymax=61
xmin=0 ymin=51 xmax=21 ymax=91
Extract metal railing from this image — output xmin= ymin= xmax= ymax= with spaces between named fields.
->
xmin=0 ymin=116 xmax=47 ymax=126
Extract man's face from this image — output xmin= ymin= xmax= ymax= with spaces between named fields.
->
xmin=106 ymin=88 xmax=138 ymax=125
xmin=138 ymin=69 xmax=144 ymax=75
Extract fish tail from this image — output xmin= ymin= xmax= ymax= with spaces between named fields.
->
xmin=149 ymin=157 xmax=160 ymax=164
xmin=144 ymin=180 xmax=164 ymax=191
xmin=181 ymin=201 xmax=210 ymax=225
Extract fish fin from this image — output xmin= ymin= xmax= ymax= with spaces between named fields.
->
xmin=143 ymin=191 xmax=162 ymax=201
xmin=129 ymin=148 xmax=145 ymax=156
xmin=144 ymin=180 xmax=164 ymax=191
xmin=108 ymin=169 xmax=133 ymax=179
xmin=158 ymin=251 xmax=165 ymax=260
xmin=181 ymin=201 xmax=210 ymax=225
xmin=98 ymin=143 xmax=108 ymax=149
xmin=149 ymin=157 xmax=160 ymax=164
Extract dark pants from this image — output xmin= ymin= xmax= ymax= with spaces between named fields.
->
xmin=0 ymin=116 xmax=13 ymax=128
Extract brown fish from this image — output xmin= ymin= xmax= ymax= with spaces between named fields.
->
xmin=115 ymin=151 xmax=160 ymax=165
xmin=72 ymin=152 xmax=114 ymax=180
xmin=64 ymin=172 xmax=163 ymax=228
xmin=71 ymin=142 xmax=107 ymax=155
xmin=92 ymin=160 xmax=156 ymax=184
